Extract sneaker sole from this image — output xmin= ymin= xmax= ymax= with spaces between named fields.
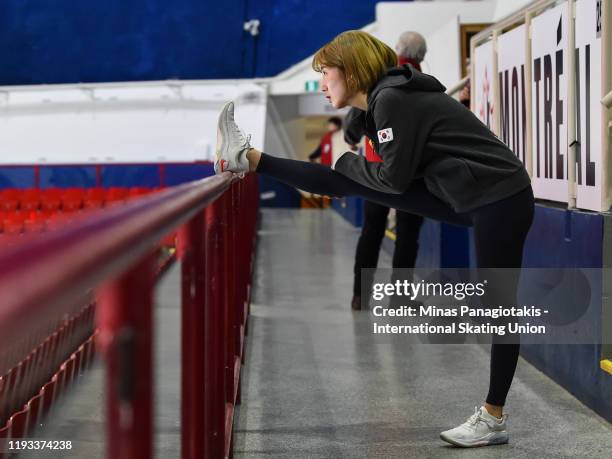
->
xmin=439 ymin=431 xmax=509 ymax=448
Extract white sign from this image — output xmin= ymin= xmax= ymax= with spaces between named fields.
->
xmin=575 ymin=0 xmax=604 ymax=211
xmin=473 ymin=40 xmax=495 ymax=129
xmin=497 ymin=24 xmax=528 ymax=164
xmin=531 ymin=2 xmax=569 ymax=203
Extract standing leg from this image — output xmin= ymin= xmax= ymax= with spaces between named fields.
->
xmin=471 ymin=187 xmax=534 ymax=412
xmin=388 ymin=211 xmax=424 ymax=308
xmin=392 ymin=211 xmax=424 ymax=271
xmin=353 ymin=202 xmax=390 ymax=309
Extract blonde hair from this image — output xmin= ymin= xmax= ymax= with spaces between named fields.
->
xmin=312 ymin=30 xmax=398 ymax=94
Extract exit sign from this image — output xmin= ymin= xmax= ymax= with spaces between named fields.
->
xmin=305 ymin=80 xmax=319 ymax=92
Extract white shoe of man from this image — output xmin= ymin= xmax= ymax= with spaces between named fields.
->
xmin=439 ymin=406 xmax=509 ymax=447
xmin=214 ymin=101 xmax=252 ymax=174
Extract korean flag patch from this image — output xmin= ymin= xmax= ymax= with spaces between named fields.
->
xmin=377 ymin=128 xmax=394 ymax=143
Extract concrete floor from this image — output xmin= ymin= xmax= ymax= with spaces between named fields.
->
xmin=20 ymin=208 xmax=612 ymax=458
xmin=232 ymin=209 xmax=612 ymax=458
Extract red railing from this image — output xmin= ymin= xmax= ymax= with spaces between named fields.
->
xmin=0 ymin=172 xmax=259 ymax=458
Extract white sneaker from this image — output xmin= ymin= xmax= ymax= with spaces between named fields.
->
xmin=440 ymin=406 xmax=509 ymax=447
xmin=214 ymin=101 xmax=252 ymax=174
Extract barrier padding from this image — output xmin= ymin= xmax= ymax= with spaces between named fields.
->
xmin=382 ymin=220 xmax=469 ymax=269
xmin=413 ymin=219 xmax=441 ymax=269
xmin=101 ymin=165 xmax=160 ymax=188
xmin=0 ymin=168 xmax=36 ymax=189
xmin=519 ymin=205 xmax=611 ymax=423
xmin=257 ymin=175 xmax=301 ymax=208
xmin=331 ymin=196 xmax=363 ymax=227
xmin=164 ymin=163 xmax=215 ymax=186
xmin=0 ymin=163 xmax=216 ymax=190
xmin=40 ymin=166 xmax=97 ymax=189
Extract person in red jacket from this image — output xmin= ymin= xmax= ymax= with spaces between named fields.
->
xmin=308 ymin=117 xmax=342 ymax=166
xmin=345 ymin=31 xmax=426 ymax=311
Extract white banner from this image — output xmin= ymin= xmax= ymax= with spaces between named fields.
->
xmin=0 ymin=83 xmax=267 ymax=164
xmin=531 ymin=2 xmax=569 ymax=203
xmin=575 ymin=0 xmax=604 ymax=211
xmin=473 ymin=40 xmax=495 ymax=130
xmin=497 ymin=24 xmax=528 ymax=164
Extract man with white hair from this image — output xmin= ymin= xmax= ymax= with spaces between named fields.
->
xmin=396 ymin=31 xmax=427 ymax=70
xmin=345 ymin=31 xmax=427 ymax=310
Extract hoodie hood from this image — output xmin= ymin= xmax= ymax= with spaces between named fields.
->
xmin=368 ymin=64 xmax=446 ymax=101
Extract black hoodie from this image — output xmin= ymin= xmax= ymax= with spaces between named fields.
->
xmin=335 ymin=65 xmax=531 ymax=213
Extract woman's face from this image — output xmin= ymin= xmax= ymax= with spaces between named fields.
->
xmin=320 ymin=66 xmax=350 ymax=109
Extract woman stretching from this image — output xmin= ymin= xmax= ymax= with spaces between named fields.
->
xmin=215 ymin=30 xmax=534 ymax=448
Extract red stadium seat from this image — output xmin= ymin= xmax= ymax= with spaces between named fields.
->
xmin=3 ymin=212 xmax=26 ymax=234
xmin=40 ymin=380 xmax=56 ymax=416
xmin=105 ymin=187 xmax=128 ymax=204
xmin=62 ymin=188 xmax=84 ymax=212
xmin=8 ymin=408 xmax=27 ymax=438
xmin=128 ymin=187 xmax=151 ymax=199
xmin=84 ymin=188 xmax=105 ymax=209
xmin=24 ymin=216 xmax=45 ymax=233
xmin=19 ymin=189 xmax=40 ymax=212
xmin=40 ymin=188 xmax=62 ymax=212
xmin=45 ymin=212 xmax=72 ymax=232
xmin=0 ymin=189 xmax=19 ymax=212
xmin=25 ymin=394 xmax=42 ymax=435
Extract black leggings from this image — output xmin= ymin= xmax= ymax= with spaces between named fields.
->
xmin=354 ymin=201 xmax=423 ymax=296
xmin=257 ymin=153 xmax=534 ymax=406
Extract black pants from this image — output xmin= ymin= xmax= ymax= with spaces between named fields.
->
xmin=257 ymin=153 xmax=534 ymax=406
xmin=354 ymin=201 xmax=423 ymax=296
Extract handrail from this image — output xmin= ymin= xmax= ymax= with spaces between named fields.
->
xmin=0 ymin=173 xmax=232 ymax=351
xmin=445 ymin=75 xmax=469 ymax=97
xmin=472 ymin=0 xmax=560 ymax=46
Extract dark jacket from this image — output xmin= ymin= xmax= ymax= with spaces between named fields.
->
xmin=343 ymin=108 xmax=366 ymax=146
xmin=335 ymin=65 xmax=531 ymax=213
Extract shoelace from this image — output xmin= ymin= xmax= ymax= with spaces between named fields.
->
xmin=465 ymin=407 xmax=489 ymax=430
xmin=232 ymin=123 xmax=252 ymax=149
xmin=244 ymin=133 xmax=252 ymax=149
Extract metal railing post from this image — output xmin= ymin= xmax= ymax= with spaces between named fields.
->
xmin=567 ymin=0 xmax=578 ymax=209
xmin=178 ymin=213 xmax=206 ymax=459
xmin=221 ymin=188 xmax=236 ymax=458
xmin=204 ymin=201 xmax=226 ymax=458
xmin=96 ymin=253 xmax=156 ymax=459
xmin=525 ymin=10 xmax=535 ymax=178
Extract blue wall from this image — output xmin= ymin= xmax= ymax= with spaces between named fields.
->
xmin=518 ymin=206 xmax=612 ymax=423
xmin=258 ymin=176 xmax=301 ymax=208
xmin=0 ymin=0 xmax=407 ymax=84
xmin=0 ymin=163 xmax=215 ymax=189
xmin=332 ymin=196 xmax=364 ymax=227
